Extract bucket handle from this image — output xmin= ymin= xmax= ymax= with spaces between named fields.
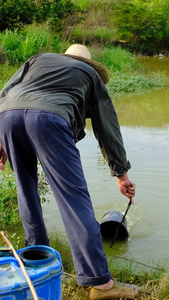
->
xmin=110 ymin=198 xmax=132 ymax=248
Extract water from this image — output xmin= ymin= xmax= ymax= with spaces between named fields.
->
xmin=42 ymin=57 xmax=169 ymax=270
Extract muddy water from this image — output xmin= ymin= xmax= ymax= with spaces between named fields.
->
xmin=42 ymin=57 xmax=169 ymax=269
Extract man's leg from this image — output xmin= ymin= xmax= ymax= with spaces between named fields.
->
xmin=0 ymin=110 xmax=49 ymax=246
xmin=24 ymin=110 xmax=112 ymax=287
xmin=0 ymin=110 xmax=139 ymax=298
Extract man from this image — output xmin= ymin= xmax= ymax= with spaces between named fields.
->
xmin=0 ymin=44 xmax=138 ymax=299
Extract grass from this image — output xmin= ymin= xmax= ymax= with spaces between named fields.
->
xmin=107 ymin=72 xmax=169 ymax=99
xmin=62 ymin=272 xmax=169 ymax=300
xmin=0 ymin=162 xmax=50 ymax=249
xmin=71 ymin=0 xmax=117 ymax=45
xmin=0 ymin=24 xmax=66 ymax=66
xmin=0 ymin=63 xmax=19 ymax=89
xmin=49 ymin=232 xmax=75 ymax=275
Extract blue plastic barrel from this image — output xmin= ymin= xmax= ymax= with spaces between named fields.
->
xmin=0 ymin=245 xmax=63 ymax=300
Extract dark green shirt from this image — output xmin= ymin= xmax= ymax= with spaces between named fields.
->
xmin=0 ymin=53 xmax=130 ymax=176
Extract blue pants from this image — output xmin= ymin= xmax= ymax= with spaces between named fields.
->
xmin=0 ymin=109 xmax=112 ymax=286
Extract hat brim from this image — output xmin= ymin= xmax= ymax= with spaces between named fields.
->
xmin=62 ymin=54 xmax=109 ymax=84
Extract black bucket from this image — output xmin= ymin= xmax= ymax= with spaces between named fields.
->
xmin=100 ymin=211 xmax=129 ymax=241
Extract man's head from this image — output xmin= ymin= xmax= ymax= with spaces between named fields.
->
xmin=64 ymin=44 xmax=109 ymax=84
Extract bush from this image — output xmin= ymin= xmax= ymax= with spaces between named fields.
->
xmin=112 ymin=0 xmax=169 ymax=54
xmin=0 ymin=0 xmax=82 ymax=36
xmin=0 ymin=0 xmax=38 ymax=31
xmin=36 ymin=0 xmax=82 ymax=32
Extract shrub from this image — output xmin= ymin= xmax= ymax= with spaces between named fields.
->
xmin=112 ymin=0 xmax=169 ymax=54
xmin=36 ymin=0 xmax=82 ymax=32
xmin=0 ymin=0 xmax=38 ymax=31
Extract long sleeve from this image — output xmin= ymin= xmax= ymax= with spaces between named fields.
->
xmin=0 ymin=60 xmax=30 ymax=98
xmin=90 ymin=76 xmax=131 ymax=176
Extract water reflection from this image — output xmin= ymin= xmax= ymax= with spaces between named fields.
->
xmin=42 ymin=57 xmax=169 ymax=269
xmin=138 ymin=56 xmax=169 ymax=77
xmin=114 ymin=86 xmax=169 ymax=128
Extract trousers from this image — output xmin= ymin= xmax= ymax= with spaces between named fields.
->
xmin=0 ymin=109 xmax=112 ymax=286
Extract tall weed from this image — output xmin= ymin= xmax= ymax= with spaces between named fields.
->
xmin=72 ymin=0 xmax=91 ymax=10
xmin=91 ymin=47 xmax=142 ymax=72
xmin=0 ymin=64 xmax=18 ymax=89
xmin=0 ymin=30 xmax=24 ymax=64
xmin=0 ymin=25 xmax=63 ymax=65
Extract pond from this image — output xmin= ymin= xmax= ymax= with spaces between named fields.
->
xmin=42 ymin=57 xmax=169 ymax=271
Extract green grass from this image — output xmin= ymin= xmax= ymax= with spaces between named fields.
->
xmin=72 ymin=0 xmax=94 ymax=10
xmin=49 ymin=232 xmax=75 ymax=275
xmin=107 ymin=72 xmax=169 ymax=99
xmin=0 ymin=24 xmax=65 ymax=66
xmin=0 ymin=63 xmax=18 ymax=89
xmin=98 ymin=47 xmax=142 ymax=72
xmin=72 ymin=27 xmax=116 ymax=45
xmin=0 ymin=162 xmax=50 ymax=249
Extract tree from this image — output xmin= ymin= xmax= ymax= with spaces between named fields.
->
xmin=112 ymin=0 xmax=169 ymax=54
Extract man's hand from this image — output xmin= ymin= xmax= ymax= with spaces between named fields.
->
xmin=0 ymin=142 xmax=7 ymax=171
xmin=117 ymin=172 xmax=135 ymax=204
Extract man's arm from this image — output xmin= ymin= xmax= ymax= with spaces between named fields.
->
xmin=90 ymin=75 xmax=135 ymax=199
xmin=90 ymin=76 xmax=130 ymax=177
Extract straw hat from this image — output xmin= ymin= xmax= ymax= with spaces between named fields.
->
xmin=63 ymin=44 xmax=109 ymax=84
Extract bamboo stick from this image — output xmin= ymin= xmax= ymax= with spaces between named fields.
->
xmin=0 ymin=231 xmax=39 ymax=300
